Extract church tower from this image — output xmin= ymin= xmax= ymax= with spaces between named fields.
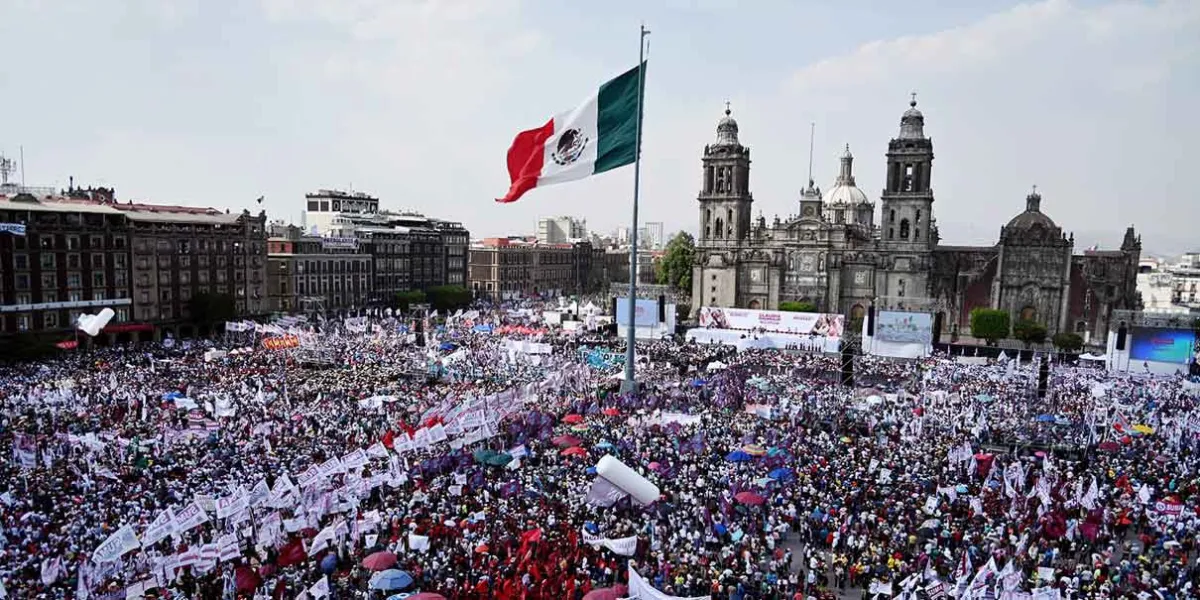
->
xmin=876 ymin=95 xmax=936 ymax=307
xmin=880 ymin=95 xmax=937 ymax=249
xmin=697 ymin=105 xmax=752 ymax=243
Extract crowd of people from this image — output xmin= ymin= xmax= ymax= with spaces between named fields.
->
xmin=1 ymin=302 xmax=1198 ymax=600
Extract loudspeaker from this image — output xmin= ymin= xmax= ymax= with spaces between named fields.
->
xmin=1037 ymin=355 xmax=1050 ymax=398
xmin=658 ymin=295 xmax=666 ymax=323
xmin=840 ymin=345 xmax=855 ymax=387
xmin=606 ymin=322 xmax=618 ymax=337
xmin=611 ymin=297 xmax=618 ymax=318
xmin=932 ymin=312 xmax=943 ymax=343
xmin=1115 ymin=323 xmax=1127 ymax=351
xmin=866 ymin=306 xmax=876 ymax=337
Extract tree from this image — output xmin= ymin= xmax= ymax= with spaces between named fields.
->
xmin=674 ymin=303 xmax=691 ymax=323
xmin=426 ymin=285 xmax=472 ymax=312
xmin=0 ymin=333 xmax=60 ymax=363
xmin=656 ymin=232 xmax=695 ymax=294
xmin=1052 ymin=332 xmax=1084 ymax=353
xmin=190 ymin=292 xmax=236 ymax=326
xmin=969 ymin=308 xmax=1010 ymax=346
xmin=779 ymin=301 xmax=817 ymax=313
xmin=1012 ymin=319 xmax=1048 ymax=348
xmin=395 ymin=290 xmax=427 ymax=312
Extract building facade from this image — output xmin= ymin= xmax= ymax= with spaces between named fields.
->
xmin=692 ymin=100 xmax=1141 ymax=341
xmin=266 ymin=224 xmax=372 ymax=314
xmin=0 ymin=188 xmax=268 ymax=342
xmin=537 ymin=216 xmax=588 ymax=245
xmin=469 ymin=239 xmax=604 ymax=300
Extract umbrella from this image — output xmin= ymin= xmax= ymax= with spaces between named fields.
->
xmin=552 ymin=435 xmax=583 ymax=448
xmin=583 ymin=585 xmax=629 ymax=600
xmin=648 ymin=461 xmax=662 ymax=471
xmin=563 ymin=414 xmax=585 ymax=424
xmin=594 ymin=441 xmax=615 ymax=450
xmin=725 ymin=450 xmax=752 ymax=462
xmin=602 ymin=408 xmax=620 ymax=416
xmin=735 ymin=491 xmax=766 ymax=506
xmin=362 ymin=551 xmax=398 ymax=571
xmin=1098 ymin=441 xmax=1120 ymax=452
xmin=1035 ymin=414 xmax=1055 ymax=422
xmin=742 ymin=444 xmax=766 ymax=456
xmin=234 ymin=566 xmax=262 ymax=593
xmin=319 ymin=553 xmax=338 ymax=574
xmin=1133 ymin=424 xmax=1155 ymax=435
xmin=561 ymin=446 xmax=588 ymax=457
xmin=408 ymin=595 xmax=448 ymax=600
xmin=371 ymin=569 xmax=415 ymax=591
xmin=473 ymin=449 xmax=513 ymax=467
xmin=768 ymin=467 xmax=794 ymax=481
xmin=387 ymin=595 xmax=413 ymax=600
xmin=570 ymin=424 xmax=591 ymax=432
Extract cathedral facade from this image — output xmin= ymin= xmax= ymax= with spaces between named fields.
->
xmin=691 ymin=100 xmax=1141 ymax=342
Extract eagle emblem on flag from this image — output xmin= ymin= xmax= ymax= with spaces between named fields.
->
xmin=551 ymin=128 xmax=588 ymax=165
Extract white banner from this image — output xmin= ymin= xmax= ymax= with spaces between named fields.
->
xmin=93 ymin=524 xmax=140 ymax=563
xmin=581 ymin=531 xmax=638 ymax=556
xmin=628 ymin=567 xmax=708 ymax=600
xmin=697 ymin=307 xmax=844 ymax=337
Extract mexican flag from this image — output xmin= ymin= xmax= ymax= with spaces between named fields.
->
xmin=497 ymin=62 xmax=645 ymax=203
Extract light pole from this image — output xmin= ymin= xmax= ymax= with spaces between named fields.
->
xmin=620 ymin=25 xmax=650 ymax=394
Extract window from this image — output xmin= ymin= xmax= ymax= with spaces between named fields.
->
xmin=899 ymin=219 xmax=910 ymax=240
xmin=90 ymin=235 xmax=104 ymax=249
xmin=67 ymin=272 xmax=82 ymax=288
xmin=42 ymin=291 xmax=58 ymax=303
xmin=888 ymin=228 xmax=894 ymax=240
xmin=178 ymin=240 xmax=191 ymax=253
xmin=15 ymin=293 xmax=31 ymax=306
xmin=180 ymin=255 xmax=190 ymax=268
xmin=91 ymin=254 xmax=105 ymax=269
xmin=67 ymin=236 xmax=80 ymax=250
xmin=113 ymin=235 xmax=127 ymax=249
xmin=40 ymin=254 xmax=55 ymax=269
xmin=157 ymin=256 xmax=171 ymax=269
xmin=69 ymin=291 xmax=83 ymax=303
xmin=114 ymin=254 xmax=126 ymax=269
xmin=156 ymin=240 xmax=171 ymax=253
xmin=39 ymin=235 xmax=54 ymax=249
xmin=93 ymin=290 xmax=106 ymax=301
xmin=16 ymin=314 xmax=31 ymax=331
xmin=198 ymin=255 xmax=209 ymax=268
xmin=158 ymin=272 xmax=170 ymax=285
xmin=115 ymin=272 xmax=128 ymax=288
xmin=41 ymin=273 xmax=57 ymax=288
xmin=180 ymin=271 xmax=191 ymax=285
xmin=898 ymin=279 xmax=906 ymax=297
xmin=115 ymin=308 xmax=128 ymax=322
xmin=160 ymin=289 xmax=172 ymax=302
xmin=67 ymin=253 xmax=81 ymax=269
xmin=139 ymin=290 xmax=150 ymax=304
xmin=14 ymin=254 xmax=28 ymax=270
xmin=15 ymin=274 xmax=30 ymax=290
xmin=92 ymin=272 xmax=106 ymax=287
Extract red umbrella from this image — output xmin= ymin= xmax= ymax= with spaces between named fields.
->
xmin=1098 ymin=441 xmax=1120 ymax=452
xmin=409 ymin=594 xmax=448 ymax=600
xmin=561 ymin=446 xmax=588 ymax=457
xmin=362 ymin=551 xmax=398 ymax=571
xmin=563 ymin=414 xmax=585 ymax=424
xmin=734 ymin=491 xmax=766 ymax=506
xmin=602 ymin=408 xmax=620 ymax=417
xmin=552 ymin=435 xmax=583 ymax=447
xmin=583 ymin=584 xmax=629 ymax=600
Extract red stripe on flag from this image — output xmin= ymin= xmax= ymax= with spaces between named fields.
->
xmin=497 ymin=118 xmax=554 ymax=203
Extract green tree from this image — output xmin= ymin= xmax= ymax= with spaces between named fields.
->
xmin=674 ymin=303 xmax=691 ymax=323
xmin=1012 ymin=319 xmax=1048 ymax=348
xmin=969 ymin=308 xmax=1010 ymax=346
xmin=779 ymin=301 xmax=817 ymax=313
xmin=395 ymin=290 xmax=427 ymax=312
xmin=190 ymin=292 xmax=236 ymax=326
xmin=1052 ymin=331 xmax=1084 ymax=353
xmin=426 ymin=285 xmax=473 ymax=312
xmin=655 ymin=231 xmax=695 ymax=294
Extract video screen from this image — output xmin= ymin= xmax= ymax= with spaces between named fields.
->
xmin=1129 ymin=327 xmax=1196 ymax=364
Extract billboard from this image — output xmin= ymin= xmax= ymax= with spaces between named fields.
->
xmin=1130 ymin=327 xmax=1196 ymax=364
xmin=875 ymin=311 xmax=933 ymax=344
xmin=616 ymin=297 xmax=661 ymax=327
xmin=697 ymin=307 xmax=844 ymax=338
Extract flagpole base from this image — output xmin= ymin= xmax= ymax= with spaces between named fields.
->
xmin=620 ymin=379 xmax=639 ymax=395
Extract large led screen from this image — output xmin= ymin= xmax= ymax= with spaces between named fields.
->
xmin=1129 ymin=327 xmax=1196 ymax=364
xmin=875 ymin=311 xmax=933 ymax=344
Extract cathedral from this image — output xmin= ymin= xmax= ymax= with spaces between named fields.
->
xmin=691 ymin=98 xmax=1142 ymax=342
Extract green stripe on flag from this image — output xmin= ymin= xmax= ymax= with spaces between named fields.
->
xmin=594 ymin=62 xmax=645 ymax=175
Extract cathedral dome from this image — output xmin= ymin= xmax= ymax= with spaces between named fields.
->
xmin=825 ymin=144 xmax=869 ymax=205
xmin=1005 ymin=188 xmax=1058 ymax=231
xmin=714 ymin=106 xmax=740 ymax=147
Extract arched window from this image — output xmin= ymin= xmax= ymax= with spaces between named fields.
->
xmin=899 ymin=219 xmax=910 ymax=240
xmin=748 ymin=299 xmax=761 ymax=310
xmin=889 ymin=209 xmax=896 ymax=223
xmin=835 ymin=210 xmax=844 ymax=224
xmin=1020 ymin=306 xmax=1037 ymax=322
xmin=714 ymin=218 xmax=724 ymax=239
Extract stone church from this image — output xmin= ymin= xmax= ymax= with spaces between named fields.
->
xmin=691 ymin=98 xmax=1141 ymax=341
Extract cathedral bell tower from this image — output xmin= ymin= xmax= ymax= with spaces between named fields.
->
xmin=880 ymin=94 xmax=936 ymax=249
xmin=697 ymin=104 xmax=752 ymax=243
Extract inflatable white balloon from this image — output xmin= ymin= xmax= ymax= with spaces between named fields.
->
xmin=595 ymin=454 xmax=660 ymax=506
xmin=77 ymin=307 xmax=115 ymax=337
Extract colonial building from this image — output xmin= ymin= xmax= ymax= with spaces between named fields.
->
xmin=691 ymin=99 xmax=1141 ymax=341
xmin=266 ymin=224 xmax=372 ymax=314
xmin=469 ymin=238 xmax=604 ymax=301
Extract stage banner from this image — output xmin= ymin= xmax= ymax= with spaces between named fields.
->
xmin=697 ymin=306 xmax=843 ymax=337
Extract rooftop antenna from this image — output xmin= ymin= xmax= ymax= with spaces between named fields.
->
xmin=20 ymin=146 xmax=25 ymax=186
xmin=806 ymin=122 xmax=815 ymax=186
xmin=0 ymin=154 xmax=15 ymax=186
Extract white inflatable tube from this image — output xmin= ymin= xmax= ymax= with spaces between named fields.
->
xmin=595 ymin=455 xmax=660 ymax=506
xmin=77 ymin=308 xmax=115 ymax=337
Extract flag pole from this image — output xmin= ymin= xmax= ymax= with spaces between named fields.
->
xmin=622 ymin=24 xmax=650 ymax=394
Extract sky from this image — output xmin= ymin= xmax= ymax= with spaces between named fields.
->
xmin=2 ymin=0 xmax=1197 ymax=255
